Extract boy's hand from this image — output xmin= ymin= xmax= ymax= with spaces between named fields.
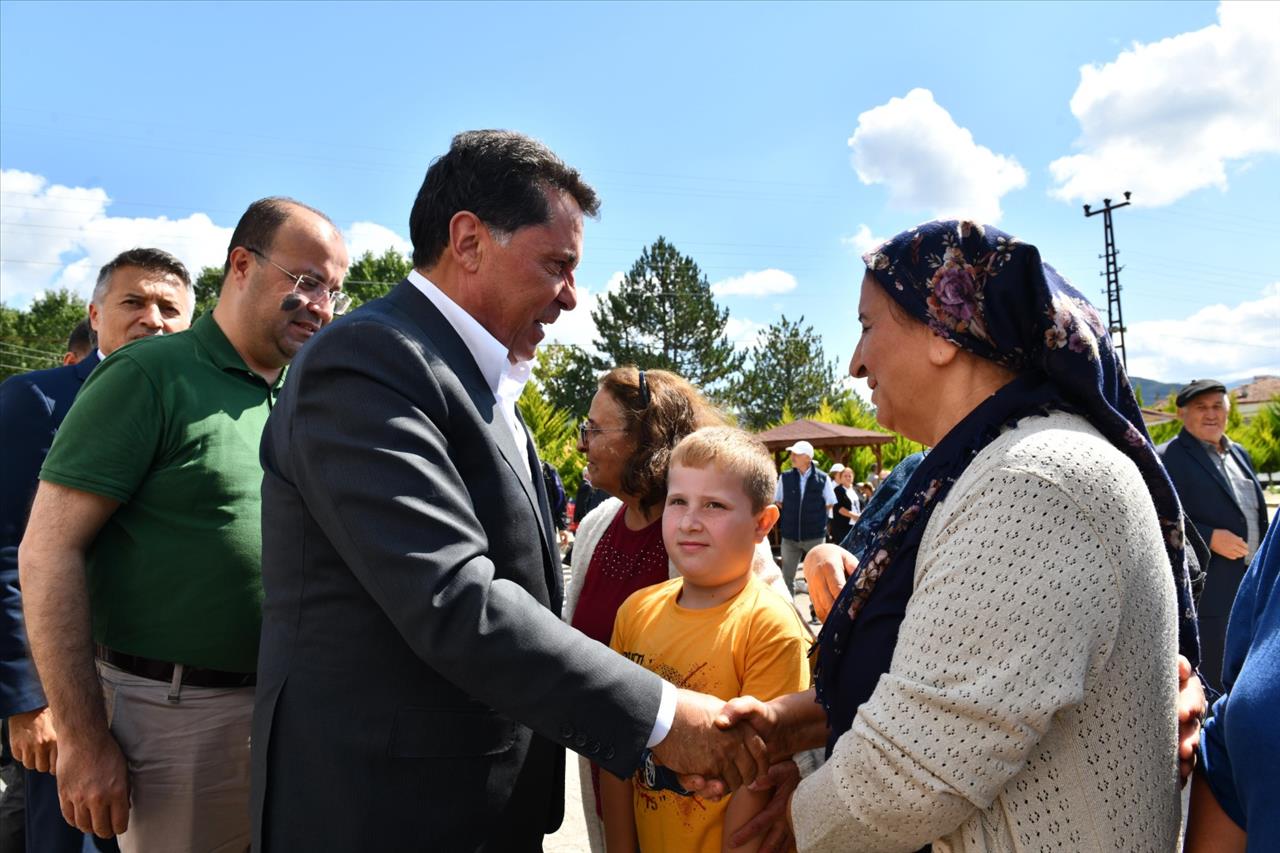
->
xmin=726 ymin=760 xmax=800 ymax=852
xmin=802 ymin=545 xmax=856 ymax=622
xmin=653 ymin=689 xmax=769 ymax=793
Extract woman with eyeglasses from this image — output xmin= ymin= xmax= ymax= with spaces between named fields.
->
xmin=562 ymin=365 xmax=791 ymax=851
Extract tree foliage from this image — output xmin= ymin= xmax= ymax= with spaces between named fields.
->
xmin=731 ymin=315 xmax=839 ymax=430
xmin=0 ymin=289 xmax=89 ymax=379
xmin=590 ymin=237 xmax=741 ymax=395
xmin=518 ymin=380 xmax=587 ymax=495
xmin=345 ymin=248 xmax=413 ymax=309
xmin=533 ymin=343 xmax=598 ymax=421
xmin=1240 ymin=397 xmax=1280 ymax=476
xmin=194 ymin=266 xmax=222 ymax=319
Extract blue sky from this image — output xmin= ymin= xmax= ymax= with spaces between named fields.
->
xmin=2 ymin=0 xmax=1276 ymax=387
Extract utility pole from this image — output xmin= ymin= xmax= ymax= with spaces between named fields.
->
xmin=1083 ymin=192 xmax=1132 ymax=370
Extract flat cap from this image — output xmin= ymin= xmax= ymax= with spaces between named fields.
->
xmin=1175 ymin=378 xmax=1227 ymax=407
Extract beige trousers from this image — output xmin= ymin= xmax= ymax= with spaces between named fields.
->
xmin=97 ymin=662 xmax=253 ymax=853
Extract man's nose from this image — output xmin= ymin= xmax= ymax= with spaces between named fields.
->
xmin=138 ymin=304 xmax=163 ymax=328
xmin=849 ymin=347 xmax=866 ymax=379
xmin=558 ymin=273 xmax=578 ymax=312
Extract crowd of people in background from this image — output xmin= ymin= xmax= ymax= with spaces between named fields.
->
xmin=0 ymin=129 xmax=1274 ymax=853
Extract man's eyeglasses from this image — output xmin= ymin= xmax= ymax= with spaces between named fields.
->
xmin=247 ymin=247 xmax=352 ymax=315
xmin=578 ymin=420 xmax=627 ymax=445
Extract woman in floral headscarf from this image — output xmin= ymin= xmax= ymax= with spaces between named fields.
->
xmin=708 ymin=221 xmax=1200 ymax=852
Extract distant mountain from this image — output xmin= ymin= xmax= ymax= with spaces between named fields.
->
xmin=1130 ymin=376 xmax=1182 ymax=407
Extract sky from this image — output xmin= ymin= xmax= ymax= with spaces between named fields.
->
xmin=2 ymin=0 xmax=1277 ymax=391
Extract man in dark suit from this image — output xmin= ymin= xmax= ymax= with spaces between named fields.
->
xmin=251 ymin=131 xmax=765 ymax=851
xmin=1 ymin=248 xmax=193 ymax=852
xmin=1159 ymin=378 xmax=1269 ymax=689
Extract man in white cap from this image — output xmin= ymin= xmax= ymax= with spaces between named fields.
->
xmin=773 ymin=440 xmax=836 ymax=594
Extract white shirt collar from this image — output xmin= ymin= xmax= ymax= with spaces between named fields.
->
xmin=406 ymin=269 xmax=533 ymax=401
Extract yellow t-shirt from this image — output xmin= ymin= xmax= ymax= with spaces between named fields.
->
xmin=610 ymin=574 xmax=812 ymax=852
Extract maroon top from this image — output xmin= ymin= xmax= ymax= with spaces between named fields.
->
xmin=570 ymin=504 xmax=669 ymax=646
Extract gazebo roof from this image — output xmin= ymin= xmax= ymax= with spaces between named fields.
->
xmin=755 ymin=418 xmax=893 ymax=452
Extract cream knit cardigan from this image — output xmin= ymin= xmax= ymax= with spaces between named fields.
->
xmin=562 ymin=497 xmax=797 ymax=852
xmin=791 ymin=412 xmax=1182 ymax=852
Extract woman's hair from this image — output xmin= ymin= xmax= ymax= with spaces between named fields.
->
xmin=669 ymin=427 xmax=777 ymax=513
xmin=598 ymin=366 xmax=724 ymax=513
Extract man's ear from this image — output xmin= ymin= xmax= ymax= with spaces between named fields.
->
xmin=226 ymin=246 xmax=255 ymax=291
xmin=87 ymin=302 xmax=101 ymax=333
xmin=755 ymin=504 xmax=780 ymax=541
xmin=448 ymin=211 xmax=485 ymax=274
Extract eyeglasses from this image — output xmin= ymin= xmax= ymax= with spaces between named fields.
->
xmin=638 ymin=369 xmax=650 ymax=408
xmin=578 ymin=419 xmax=628 ymax=445
xmin=247 ymin=247 xmax=352 ymax=315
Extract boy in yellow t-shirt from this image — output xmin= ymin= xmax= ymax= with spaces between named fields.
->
xmin=602 ymin=427 xmax=812 ymax=853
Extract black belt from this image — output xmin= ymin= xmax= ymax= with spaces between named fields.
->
xmin=95 ymin=645 xmax=256 ymax=688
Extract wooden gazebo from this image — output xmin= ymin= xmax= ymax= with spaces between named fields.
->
xmin=755 ymin=418 xmax=894 ymax=474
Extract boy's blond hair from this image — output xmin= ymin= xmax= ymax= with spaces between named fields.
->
xmin=668 ymin=426 xmax=778 ymax=512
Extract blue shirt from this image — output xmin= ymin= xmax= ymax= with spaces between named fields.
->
xmin=1200 ymin=519 xmax=1280 ymax=848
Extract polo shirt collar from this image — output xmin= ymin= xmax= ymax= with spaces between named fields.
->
xmin=407 ymin=269 xmax=532 ymax=400
xmin=191 ymin=312 xmax=285 ymax=389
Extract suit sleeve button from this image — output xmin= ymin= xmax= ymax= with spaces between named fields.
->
xmin=604 ymin=746 xmax=615 ymax=760
xmin=561 ymin=725 xmax=574 ymax=739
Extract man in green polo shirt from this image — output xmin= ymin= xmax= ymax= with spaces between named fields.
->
xmin=19 ymin=197 xmax=349 ymax=851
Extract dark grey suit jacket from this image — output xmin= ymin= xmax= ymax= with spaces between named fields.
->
xmin=251 ymin=281 xmax=663 ymax=851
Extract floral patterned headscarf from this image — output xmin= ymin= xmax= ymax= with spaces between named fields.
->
xmin=814 ymin=220 xmax=1200 ymax=742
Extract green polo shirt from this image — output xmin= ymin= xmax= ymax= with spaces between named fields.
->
xmin=40 ymin=313 xmax=282 ymax=673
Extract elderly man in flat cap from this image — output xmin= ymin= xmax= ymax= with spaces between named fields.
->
xmin=774 ymin=440 xmax=836 ymax=595
xmin=1158 ymin=379 xmax=1269 ymax=688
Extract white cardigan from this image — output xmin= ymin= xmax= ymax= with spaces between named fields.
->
xmin=562 ymin=497 xmax=800 ymax=852
xmin=792 ymin=411 xmax=1182 ymax=852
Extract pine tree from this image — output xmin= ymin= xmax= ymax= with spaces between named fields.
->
xmin=533 ymin=343 xmax=599 ymax=421
xmin=731 ymin=315 xmax=839 ymax=430
xmin=590 ymin=237 xmax=741 ymax=394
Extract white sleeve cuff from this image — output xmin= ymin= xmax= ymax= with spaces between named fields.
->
xmin=645 ymin=680 xmax=678 ymax=748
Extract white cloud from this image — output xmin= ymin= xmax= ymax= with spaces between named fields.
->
xmin=345 ymin=221 xmax=412 ymax=260
xmin=1050 ymin=1 xmax=1280 ymax=206
xmin=847 ymin=88 xmax=1028 ymax=224
xmin=841 ymin=224 xmax=887 ymax=255
xmin=724 ymin=315 xmax=769 ymax=351
xmin=543 ymin=270 xmax=624 ymax=354
xmin=1124 ymin=282 xmax=1280 ymax=382
xmin=710 ymin=268 xmax=798 ymax=298
xmin=1 ymin=169 xmax=233 ymax=307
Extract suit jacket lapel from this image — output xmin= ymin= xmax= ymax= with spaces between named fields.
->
xmin=385 ymin=281 xmax=554 ymax=572
xmin=520 ymin=420 xmax=563 ymax=610
xmin=1178 ymin=429 xmax=1238 ymax=510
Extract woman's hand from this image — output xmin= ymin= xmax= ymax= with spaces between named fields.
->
xmin=802 ymin=544 xmax=857 ymax=622
xmin=1177 ymin=654 xmax=1207 ymax=786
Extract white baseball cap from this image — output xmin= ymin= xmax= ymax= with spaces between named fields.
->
xmin=786 ymin=440 xmax=815 ymax=457
xmin=829 ymin=463 xmax=846 ymax=474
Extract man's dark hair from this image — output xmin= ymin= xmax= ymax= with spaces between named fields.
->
xmin=408 ymin=130 xmax=600 ymax=269
xmin=223 ymin=196 xmax=336 ymax=276
xmin=66 ymin=317 xmax=95 ymax=356
xmin=93 ymin=247 xmax=192 ymax=305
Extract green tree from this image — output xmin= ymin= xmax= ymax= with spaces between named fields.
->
xmin=518 ymin=380 xmax=587 ymax=495
xmin=533 ymin=344 xmax=598 ymax=421
xmin=193 ymin=266 xmax=222 ymax=319
xmin=731 ymin=315 xmax=838 ymax=430
xmin=344 ymin=248 xmax=412 ymax=309
xmin=590 ymin=237 xmax=742 ymax=395
xmin=0 ymin=289 xmax=89 ymax=379
xmin=1239 ymin=396 xmax=1280 ymax=477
